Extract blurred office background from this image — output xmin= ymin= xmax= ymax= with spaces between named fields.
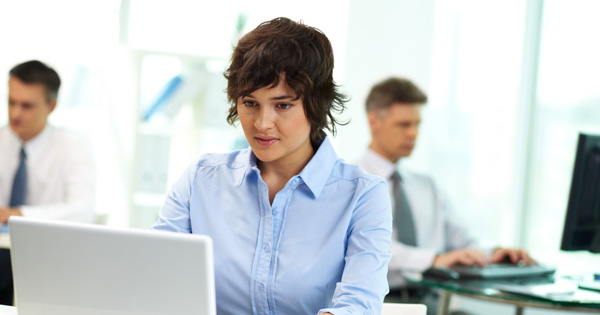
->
xmin=0 ymin=0 xmax=599 ymax=312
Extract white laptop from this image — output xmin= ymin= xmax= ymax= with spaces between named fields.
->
xmin=8 ymin=216 xmax=216 ymax=315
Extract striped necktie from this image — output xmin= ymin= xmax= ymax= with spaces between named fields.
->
xmin=390 ymin=171 xmax=417 ymax=246
xmin=10 ymin=147 xmax=27 ymax=207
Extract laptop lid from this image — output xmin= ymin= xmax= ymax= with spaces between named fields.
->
xmin=8 ymin=217 xmax=216 ymax=315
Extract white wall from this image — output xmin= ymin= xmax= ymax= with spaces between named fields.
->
xmin=338 ymin=0 xmax=437 ymax=163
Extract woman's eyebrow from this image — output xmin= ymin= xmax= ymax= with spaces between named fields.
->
xmin=242 ymin=94 xmax=297 ymax=100
xmin=270 ymin=95 xmax=296 ymax=101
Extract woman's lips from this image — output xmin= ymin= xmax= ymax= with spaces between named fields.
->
xmin=256 ymin=136 xmax=278 ymax=147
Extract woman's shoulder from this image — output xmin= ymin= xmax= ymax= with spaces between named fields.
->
xmin=331 ymin=160 xmax=387 ymax=186
xmin=193 ymin=148 xmax=252 ymax=168
xmin=179 ymin=148 xmax=252 ymax=183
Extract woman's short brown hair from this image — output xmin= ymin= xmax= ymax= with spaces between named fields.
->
xmin=225 ymin=17 xmax=348 ymax=146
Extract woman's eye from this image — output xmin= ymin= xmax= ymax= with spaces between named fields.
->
xmin=243 ymin=101 xmax=257 ymax=107
xmin=277 ymin=103 xmax=292 ymax=110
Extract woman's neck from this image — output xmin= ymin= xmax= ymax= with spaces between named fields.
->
xmin=258 ymin=147 xmax=315 ymax=204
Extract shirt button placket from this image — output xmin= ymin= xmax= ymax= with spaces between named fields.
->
xmin=256 ymin=184 xmax=273 ymax=315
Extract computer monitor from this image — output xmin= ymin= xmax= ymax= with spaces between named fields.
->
xmin=560 ymin=132 xmax=600 ymax=253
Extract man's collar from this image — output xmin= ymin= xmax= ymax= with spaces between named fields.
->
xmin=365 ymin=148 xmax=403 ymax=179
xmin=23 ymin=124 xmax=53 ymax=151
xmin=8 ymin=124 xmax=53 ymax=150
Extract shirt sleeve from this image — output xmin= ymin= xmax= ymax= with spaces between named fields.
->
xmin=318 ymin=178 xmax=392 ymax=315
xmin=388 ymin=241 xmax=438 ymax=273
xmin=151 ymin=162 xmax=196 ymax=233
xmin=19 ymin=136 xmax=95 ymax=223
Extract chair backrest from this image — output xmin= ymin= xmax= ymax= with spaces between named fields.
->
xmin=382 ymin=303 xmax=427 ymax=315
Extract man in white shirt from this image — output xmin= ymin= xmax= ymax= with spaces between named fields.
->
xmin=355 ymin=77 xmax=533 ymax=312
xmin=0 ymin=60 xmax=95 ymax=305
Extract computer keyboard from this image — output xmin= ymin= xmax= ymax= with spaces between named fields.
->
xmin=448 ymin=263 xmax=556 ymax=279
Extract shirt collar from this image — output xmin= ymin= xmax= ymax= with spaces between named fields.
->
xmin=6 ymin=124 xmax=53 ymax=154
xmin=236 ymin=136 xmax=339 ymax=199
xmin=230 ymin=147 xmax=255 ymax=187
xmin=6 ymin=127 xmax=22 ymax=151
xmin=23 ymin=124 xmax=53 ymax=157
xmin=364 ymin=148 xmax=407 ymax=180
xmin=297 ymin=136 xmax=339 ymax=199
xmin=364 ymin=148 xmax=395 ymax=178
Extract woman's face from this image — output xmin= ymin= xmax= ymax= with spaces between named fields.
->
xmin=237 ymin=77 xmax=313 ymax=168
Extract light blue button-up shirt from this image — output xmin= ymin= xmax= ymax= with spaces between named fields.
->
xmin=152 ymin=137 xmax=392 ymax=315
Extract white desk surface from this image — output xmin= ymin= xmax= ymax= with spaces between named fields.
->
xmin=0 ymin=234 xmax=9 ymax=249
xmin=0 ymin=305 xmax=16 ymax=314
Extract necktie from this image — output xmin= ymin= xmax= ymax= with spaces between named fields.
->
xmin=390 ymin=171 xmax=417 ymax=246
xmin=10 ymin=147 xmax=27 ymax=207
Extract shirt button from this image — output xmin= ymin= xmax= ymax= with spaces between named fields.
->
xmin=272 ymin=207 xmax=279 ymax=215
xmin=258 ymin=283 xmax=264 ymax=291
xmin=263 ymin=245 xmax=271 ymax=253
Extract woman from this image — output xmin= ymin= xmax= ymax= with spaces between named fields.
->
xmin=153 ymin=17 xmax=392 ymax=315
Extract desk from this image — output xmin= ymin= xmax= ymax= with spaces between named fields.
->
xmin=0 ymin=305 xmax=16 ymax=314
xmin=405 ymin=273 xmax=600 ymax=315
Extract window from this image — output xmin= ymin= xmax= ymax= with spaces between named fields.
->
xmin=524 ymin=0 xmax=600 ymax=268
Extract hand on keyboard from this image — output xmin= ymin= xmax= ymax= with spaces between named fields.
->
xmin=432 ymin=247 xmax=536 ymax=269
xmin=432 ymin=248 xmax=488 ymax=268
xmin=490 ymin=248 xmax=536 ymax=266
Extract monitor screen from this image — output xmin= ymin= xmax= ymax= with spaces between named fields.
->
xmin=561 ymin=133 xmax=600 ymax=253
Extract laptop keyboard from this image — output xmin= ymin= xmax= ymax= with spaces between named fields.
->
xmin=449 ymin=263 xmax=556 ymax=279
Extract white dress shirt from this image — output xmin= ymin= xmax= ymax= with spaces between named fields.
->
xmin=356 ymin=149 xmax=486 ymax=287
xmin=0 ymin=125 xmax=95 ymax=222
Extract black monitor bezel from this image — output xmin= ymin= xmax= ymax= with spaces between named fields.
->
xmin=560 ymin=133 xmax=600 ymax=253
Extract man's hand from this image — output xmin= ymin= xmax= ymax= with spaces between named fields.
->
xmin=0 ymin=207 xmax=23 ymax=224
xmin=432 ymin=248 xmax=487 ymax=267
xmin=490 ymin=247 xmax=536 ymax=265
xmin=433 ymin=247 xmax=536 ymax=268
